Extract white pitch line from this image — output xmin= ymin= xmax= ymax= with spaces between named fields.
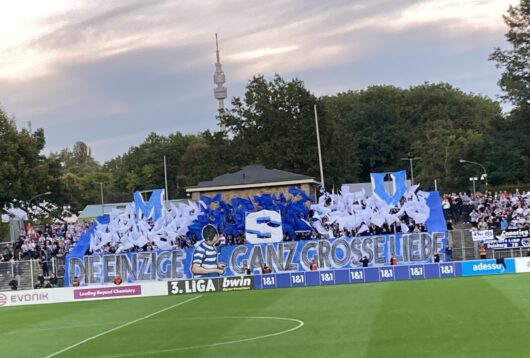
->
xmin=101 ymin=316 xmax=305 ymax=358
xmin=43 ymin=295 xmax=202 ymax=358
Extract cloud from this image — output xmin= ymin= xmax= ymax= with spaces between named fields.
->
xmin=1 ymin=0 xmax=514 ymax=80
xmin=0 ymin=0 xmax=518 ymax=161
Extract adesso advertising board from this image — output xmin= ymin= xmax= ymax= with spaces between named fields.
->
xmin=460 ymin=259 xmax=516 ymax=276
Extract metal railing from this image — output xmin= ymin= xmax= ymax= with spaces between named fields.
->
xmin=448 ymin=229 xmax=530 ymax=261
xmin=446 ymin=229 xmax=528 ymax=261
xmin=0 ymin=256 xmax=65 ymax=292
xmin=492 ymin=247 xmax=530 ymax=260
xmin=447 ymin=229 xmax=478 ymax=261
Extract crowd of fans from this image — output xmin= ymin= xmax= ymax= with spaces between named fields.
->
xmin=0 ymin=222 xmax=91 ymax=264
xmin=221 ymin=220 xmax=427 ymax=246
xmin=2 ymin=190 xmax=528 ymax=291
xmin=441 ymin=190 xmax=530 ymax=231
xmin=0 ymin=222 xmax=91 ymax=289
xmin=90 ymin=187 xmax=431 ymax=255
xmin=9 ymin=190 xmax=517 ymax=262
xmin=89 ymin=214 xmax=429 ymax=254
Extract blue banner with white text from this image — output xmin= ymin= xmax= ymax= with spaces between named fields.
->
xmin=66 ymin=231 xmax=449 ymax=286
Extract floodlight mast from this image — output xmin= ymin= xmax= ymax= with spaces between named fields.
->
xmin=460 ymin=159 xmax=488 ymax=188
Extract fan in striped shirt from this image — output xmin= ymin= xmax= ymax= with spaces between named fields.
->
xmin=191 ymin=224 xmax=226 ymax=278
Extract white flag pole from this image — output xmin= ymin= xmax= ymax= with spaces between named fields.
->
xmin=314 ymin=104 xmax=325 ymax=189
xmin=164 ymin=155 xmax=169 ymax=202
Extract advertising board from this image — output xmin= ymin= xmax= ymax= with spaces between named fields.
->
xmin=514 ymin=257 xmax=530 ymax=273
xmin=167 ymin=276 xmax=254 ymax=295
xmin=0 ymin=281 xmax=167 ymax=308
xmin=460 ymin=259 xmax=516 ymax=276
xmin=252 ymin=262 xmax=461 ymax=289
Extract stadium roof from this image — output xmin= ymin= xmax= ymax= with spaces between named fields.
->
xmin=187 ymin=165 xmax=319 ymax=192
xmin=79 ymin=199 xmax=188 ymax=219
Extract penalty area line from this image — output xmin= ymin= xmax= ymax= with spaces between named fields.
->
xmin=43 ymin=295 xmax=202 ymax=358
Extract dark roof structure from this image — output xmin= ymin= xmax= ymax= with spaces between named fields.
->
xmin=190 ymin=165 xmax=316 ymax=189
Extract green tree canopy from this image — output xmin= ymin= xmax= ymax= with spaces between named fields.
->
xmin=223 ymin=75 xmax=359 ymax=189
xmin=0 ymin=108 xmax=53 ymax=207
xmin=490 ymin=0 xmax=530 ymax=107
xmin=319 ymin=84 xmax=502 ymax=192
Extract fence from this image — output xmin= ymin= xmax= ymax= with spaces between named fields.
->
xmin=0 ymin=256 xmax=65 ymax=291
xmin=447 ymin=229 xmax=478 ymax=261
xmin=447 ymin=230 xmax=530 ymax=261
xmin=492 ymin=247 xmax=530 ymax=260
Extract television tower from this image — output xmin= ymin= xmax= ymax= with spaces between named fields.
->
xmin=213 ymin=33 xmax=227 ymax=132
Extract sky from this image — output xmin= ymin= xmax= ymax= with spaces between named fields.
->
xmin=0 ymin=0 xmax=517 ymax=162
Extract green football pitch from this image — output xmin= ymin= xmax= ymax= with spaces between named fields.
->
xmin=1 ymin=274 xmax=529 ymax=358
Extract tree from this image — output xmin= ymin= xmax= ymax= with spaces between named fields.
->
xmin=177 ymin=130 xmax=248 ymax=192
xmin=71 ymin=141 xmax=95 ymax=166
xmin=404 ymin=83 xmax=503 ymax=191
xmin=223 ymin=75 xmax=359 ymax=189
xmin=50 ymin=141 xmax=96 ymax=171
xmin=478 ymin=110 xmax=530 ymax=185
xmin=318 ymin=83 xmax=502 ymax=192
xmin=105 ymin=132 xmax=199 ymax=199
xmin=490 ymin=0 xmax=530 ymax=107
xmin=0 ymin=107 xmax=53 ymax=207
xmin=46 ymin=141 xmax=108 ymax=212
xmin=488 ymin=0 xmax=530 ymax=185
xmin=322 ymin=86 xmax=409 ymax=181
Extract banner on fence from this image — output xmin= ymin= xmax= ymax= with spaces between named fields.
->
xmin=497 ymin=229 xmax=530 ymax=241
xmin=483 ymin=238 xmax=530 ymax=249
xmin=481 ymin=230 xmax=530 ymax=248
xmin=66 ymin=231 xmax=447 ymax=285
xmin=471 ymin=230 xmax=494 ymax=241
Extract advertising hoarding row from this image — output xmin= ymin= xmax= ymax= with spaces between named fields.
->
xmin=253 ymin=263 xmax=459 ymax=290
xmin=2 ymin=258 xmax=529 ymax=308
xmin=164 ymin=258 xmax=523 ymax=293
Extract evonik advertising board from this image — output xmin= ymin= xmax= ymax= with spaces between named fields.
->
xmin=0 ymin=281 xmax=168 ymax=308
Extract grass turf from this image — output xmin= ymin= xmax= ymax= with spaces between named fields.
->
xmin=0 ymin=274 xmax=529 ymax=358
